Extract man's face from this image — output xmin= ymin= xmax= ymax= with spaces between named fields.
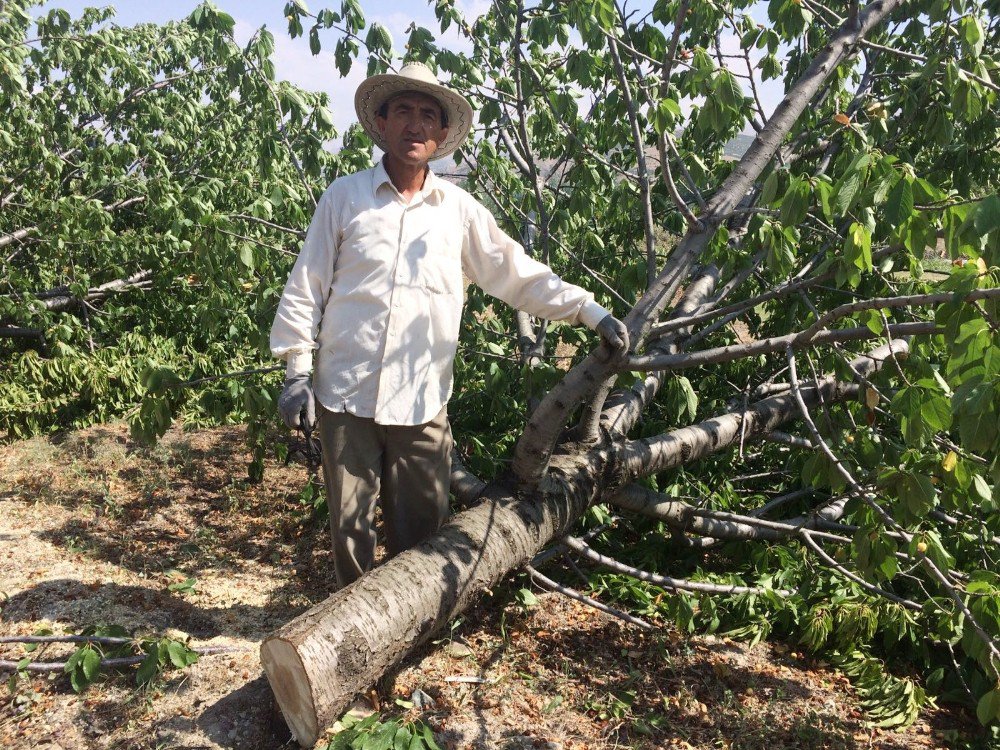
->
xmin=375 ymin=91 xmax=449 ymax=167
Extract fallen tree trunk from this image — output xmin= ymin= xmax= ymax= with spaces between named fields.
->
xmin=260 ymin=459 xmax=604 ymax=747
xmin=260 ymin=341 xmax=906 ymax=746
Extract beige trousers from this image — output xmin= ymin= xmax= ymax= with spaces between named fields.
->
xmin=317 ymin=404 xmax=452 ymax=588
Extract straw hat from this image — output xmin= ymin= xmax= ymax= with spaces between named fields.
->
xmin=354 ymin=62 xmax=474 ymax=160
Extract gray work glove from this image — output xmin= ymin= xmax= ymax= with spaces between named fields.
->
xmin=278 ymin=374 xmax=316 ymax=430
xmin=596 ymin=314 xmax=630 ymax=364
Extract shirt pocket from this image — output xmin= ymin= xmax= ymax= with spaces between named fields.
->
xmin=416 ymin=227 xmax=463 ymax=296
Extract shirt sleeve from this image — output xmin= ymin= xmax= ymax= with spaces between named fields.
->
xmin=269 ymin=187 xmax=339 ymax=376
xmin=461 ymin=201 xmax=610 ymax=330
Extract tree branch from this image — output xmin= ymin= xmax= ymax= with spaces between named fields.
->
xmin=618 ymin=341 xmax=906 ymax=478
xmin=564 ymin=535 xmax=791 ymax=596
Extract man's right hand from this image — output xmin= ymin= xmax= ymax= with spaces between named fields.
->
xmin=278 ymin=374 xmax=316 ymax=430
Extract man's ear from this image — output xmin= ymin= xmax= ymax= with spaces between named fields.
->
xmin=375 ymin=116 xmax=387 ymax=137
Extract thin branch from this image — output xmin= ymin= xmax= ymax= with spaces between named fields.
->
xmin=618 ymin=341 xmax=906 ymax=478
xmin=525 ymin=564 xmax=654 ymax=630
xmin=626 ymin=321 xmax=934 ymax=372
xmin=165 ymin=365 xmax=282 ymax=389
xmin=785 ymin=347 xmax=1000 ymax=677
xmin=859 ymin=39 xmax=1000 ymax=93
xmin=799 ymin=531 xmax=922 ymax=611
xmin=230 ymin=214 xmax=306 ymax=238
xmin=650 ymin=245 xmax=899 ymax=337
xmin=0 ymin=635 xmax=134 ymax=645
xmin=0 ymin=646 xmax=241 ymax=674
xmin=607 ymin=34 xmax=657 ymax=288
xmin=764 ymin=430 xmax=815 ymax=449
xmin=564 ymin=536 xmax=791 ymax=596
xmin=796 ymin=288 xmax=1000 ymax=341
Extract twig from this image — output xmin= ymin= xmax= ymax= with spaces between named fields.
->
xmin=564 ymin=536 xmax=791 ymax=596
xmin=0 ymin=635 xmax=133 ymax=645
xmin=0 ymin=646 xmax=242 ymax=673
xmin=166 ymin=365 xmax=282 ymax=389
xmin=799 ymin=531 xmax=921 ymax=611
xmin=525 ymin=564 xmax=653 ymax=630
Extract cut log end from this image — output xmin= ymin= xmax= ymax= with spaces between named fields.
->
xmin=260 ymin=637 xmax=319 ymax=747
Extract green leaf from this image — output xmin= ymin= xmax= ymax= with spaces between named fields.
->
xmin=168 ymin=576 xmax=197 ymax=594
xmin=136 ymin=650 xmax=160 ymax=686
xmin=844 ymin=222 xmax=873 ymax=273
xmin=81 ymin=646 xmax=101 ymax=681
xmin=898 ymin=472 xmax=936 ymax=518
xmin=166 ymin=640 xmax=197 ymax=668
xmin=885 ymin=176 xmax=914 ymax=227
xmin=392 ymin=725 xmax=413 ymax=750
xmin=960 ymin=15 xmax=984 ymax=58
xmin=780 ymin=177 xmax=810 ymax=226
xmin=833 ymin=154 xmax=869 ymax=216
xmin=64 ymin=648 xmax=83 ymax=675
xmin=760 ymin=170 xmax=779 ymax=205
xmin=974 ymin=194 xmax=1000 ymax=237
xmin=420 ymin=723 xmax=442 ymax=750
xmin=864 ymin=309 xmax=883 ymax=335
xmin=971 ymin=474 xmax=993 ymax=508
xmin=953 ymin=381 xmax=998 ymax=453
xmin=239 ymin=244 xmax=254 ymax=271
xmin=515 ymin=588 xmax=538 ymax=607
xmin=714 ymin=70 xmax=745 ymax=109
xmin=677 ymin=376 xmax=698 ymax=421
xmin=977 ymin=689 xmax=1000 ymax=725
xmin=652 ymin=97 xmax=681 ymax=135
xmin=593 ymin=0 xmax=618 ymax=30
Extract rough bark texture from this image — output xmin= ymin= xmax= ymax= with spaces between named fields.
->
xmin=261 ymin=452 xmax=604 ymax=747
xmin=611 ymin=483 xmax=849 ymax=541
xmin=618 ymin=341 xmax=906 ymax=477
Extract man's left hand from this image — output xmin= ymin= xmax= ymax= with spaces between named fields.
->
xmin=596 ymin=314 xmax=630 ymax=364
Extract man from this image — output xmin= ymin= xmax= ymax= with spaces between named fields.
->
xmin=270 ymin=62 xmax=628 ymax=589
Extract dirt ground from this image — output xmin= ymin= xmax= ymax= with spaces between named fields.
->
xmin=0 ymin=423 xmax=981 ymax=749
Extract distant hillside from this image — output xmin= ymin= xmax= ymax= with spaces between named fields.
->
xmin=437 ymin=133 xmax=757 ymax=180
xmin=724 ymin=132 xmax=755 ymax=159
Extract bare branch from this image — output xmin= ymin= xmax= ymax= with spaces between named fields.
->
xmin=525 ymin=564 xmax=654 ymax=630
xmin=607 ymin=35 xmax=657 ymax=288
xmin=230 ymin=214 xmax=306 ymax=238
xmin=451 ymin=450 xmax=488 ymax=507
xmin=626 ymin=321 xmax=935 ymax=371
xmin=796 ymin=288 xmax=1000 ymax=342
xmin=0 ymin=646 xmax=241 ymax=674
xmin=564 ymin=536 xmax=791 ymax=596
xmin=609 ymin=483 xmax=849 ymax=542
xmin=618 ymin=341 xmax=907 ymax=478
xmin=799 ymin=531 xmax=922 ymax=611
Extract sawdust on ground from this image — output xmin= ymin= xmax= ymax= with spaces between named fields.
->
xmin=0 ymin=423 xmax=979 ymax=749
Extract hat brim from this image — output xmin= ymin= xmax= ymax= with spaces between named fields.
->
xmin=354 ymin=74 xmax=474 ymax=161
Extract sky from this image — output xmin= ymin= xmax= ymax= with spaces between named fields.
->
xmin=35 ymin=0 xmax=782 ymax=139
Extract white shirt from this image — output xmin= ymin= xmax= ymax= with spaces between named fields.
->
xmin=269 ymin=160 xmax=610 ymax=426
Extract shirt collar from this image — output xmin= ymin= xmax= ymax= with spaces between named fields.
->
xmin=372 ymin=157 xmax=445 ymax=203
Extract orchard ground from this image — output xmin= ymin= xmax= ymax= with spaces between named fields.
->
xmin=0 ymin=423 xmax=980 ymax=749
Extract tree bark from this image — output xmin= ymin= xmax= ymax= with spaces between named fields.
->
xmin=618 ymin=341 xmax=905 ymax=477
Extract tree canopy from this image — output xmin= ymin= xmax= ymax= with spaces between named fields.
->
xmin=3 ymin=0 xmax=1000 ymax=738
